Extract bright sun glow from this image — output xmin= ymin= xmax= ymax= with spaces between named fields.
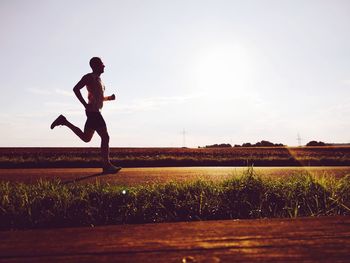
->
xmin=192 ymin=44 xmax=256 ymax=97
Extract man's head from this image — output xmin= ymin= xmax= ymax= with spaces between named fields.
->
xmin=89 ymin=57 xmax=105 ymax=74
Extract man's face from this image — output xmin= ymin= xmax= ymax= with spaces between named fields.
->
xmin=96 ymin=59 xmax=105 ymax=74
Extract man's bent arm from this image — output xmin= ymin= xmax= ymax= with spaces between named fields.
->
xmin=104 ymin=94 xmax=115 ymax=101
xmin=73 ymin=77 xmax=88 ymax=108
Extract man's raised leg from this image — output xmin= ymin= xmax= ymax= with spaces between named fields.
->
xmin=51 ymin=115 xmax=95 ymax=143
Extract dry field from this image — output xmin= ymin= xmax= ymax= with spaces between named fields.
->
xmin=0 ymin=146 xmax=349 ymax=168
xmin=1 ymin=167 xmax=350 ymax=185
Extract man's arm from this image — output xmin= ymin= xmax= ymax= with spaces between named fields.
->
xmin=73 ymin=76 xmax=88 ymax=108
xmin=104 ymin=94 xmax=116 ymax=101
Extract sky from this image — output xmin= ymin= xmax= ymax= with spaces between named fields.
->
xmin=0 ymin=0 xmax=349 ymax=147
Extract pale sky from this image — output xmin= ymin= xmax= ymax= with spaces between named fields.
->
xmin=1 ymin=0 xmax=349 ymax=147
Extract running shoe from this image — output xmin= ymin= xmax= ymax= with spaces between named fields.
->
xmin=50 ymin=115 xmax=66 ymax=129
xmin=102 ymin=164 xmax=122 ymax=174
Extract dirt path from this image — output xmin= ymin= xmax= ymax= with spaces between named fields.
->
xmin=1 ymin=216 xmax=349 ymax=262
xmin=0 ymin=167 xmax=349 ymax=185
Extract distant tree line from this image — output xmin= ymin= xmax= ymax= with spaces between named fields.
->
xmin=234 ymin=140 xmax=284 ymax=147
xmin=200 ymin=140 xmax=338 ymax=148
xmin=202 ymin=143 xmax=232 ymax=148
xmin=306 ymin=141 xmax=330 ymax=146
xmin=200 ymin=140 xmax=284 ymax=148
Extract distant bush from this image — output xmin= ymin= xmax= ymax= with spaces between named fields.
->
xmin=236 ymin=140 xmax=284 ymax=147
xmin=204 ymin=143 xmax=232 ymax=148
xmin=306 ymin=141 xmax=328 ymax=146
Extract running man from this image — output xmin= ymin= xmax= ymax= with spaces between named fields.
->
xmin=50 ymin=57 xmax=121 ymax=174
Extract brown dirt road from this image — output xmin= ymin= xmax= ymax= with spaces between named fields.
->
xmin=1 ymin=216 xmax=350 ymax=262
xmin=0 ymin=166 xmax=349 ymax=185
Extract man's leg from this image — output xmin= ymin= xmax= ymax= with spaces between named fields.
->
xmin=65 ymin=120 xmax=95 ymax=143
xmin=51 ymin=115 xmax=95 ymax=143
xmin=95 ymin=126 xmax=110 ymax=167
xmin=95 ymin=126 xmax=121 ymax=174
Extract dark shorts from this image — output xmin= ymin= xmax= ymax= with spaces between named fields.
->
xmin=84 ymin=111 xmax=106 ymax=130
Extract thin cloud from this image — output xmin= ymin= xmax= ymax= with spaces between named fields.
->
xmin=55 ymin=89 xmax=74 ymax=97
xmin=317 ymin=102 xmax=350 ymax=116
xmin=108 ymin=94 xmax=204 ymax=114
xmin=27 ymin=87 xmax=73 ymax=97
xmin=44 ymin=101 xmax=83 ymax=116
xmin=341 ymin=80 xmax=350 ymax=85
xmin=26 ymin=88 xmax=52 ymax=96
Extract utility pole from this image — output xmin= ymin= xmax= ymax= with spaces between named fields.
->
xmin=182 ymin=129 xmax=187 ymax=148
xmin=297 ymin=133 xmax=302 ymax=147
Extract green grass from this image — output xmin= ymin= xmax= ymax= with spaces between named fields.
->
xmin=1 ymin=168 xmax=350 ymax=230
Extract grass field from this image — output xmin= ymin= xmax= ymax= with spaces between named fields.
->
xmin=1 ymin=168 xmax=350 ymax=230
xmin=1 ymin=147 xmax=349 ymax=230
xmin=0 ymin=146 xmax=349 ymax=168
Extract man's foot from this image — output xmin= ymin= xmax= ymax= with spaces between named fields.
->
xmin=50 ymin=115 xmax=67 ymax=129
xmin=102 ymin=164 xmax=122 ymax=175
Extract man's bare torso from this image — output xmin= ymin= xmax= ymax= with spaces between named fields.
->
xmin=84 ymin=73 xmax=105 ymax=112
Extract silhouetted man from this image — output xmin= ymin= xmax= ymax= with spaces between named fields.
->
xmin=51 ymin=57 xmax=121 ymax=174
